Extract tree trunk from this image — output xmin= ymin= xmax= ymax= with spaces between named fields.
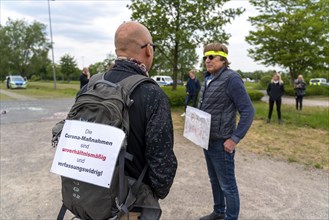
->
xmin=289 ymin=67 xmax=295 ymax=84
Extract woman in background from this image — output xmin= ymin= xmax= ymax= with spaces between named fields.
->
xmin=267 ymin=72 xmax=285 ymax=124
xmin=294 ymin=74 xmax=306 ymax=111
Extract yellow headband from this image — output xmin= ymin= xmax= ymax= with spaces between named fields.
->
xmin=204 ymin=50 xmax=228 ymax=58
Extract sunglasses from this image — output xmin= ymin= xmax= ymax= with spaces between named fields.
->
xmin=203 ymin=55 xmax=218 ymax=61
xmin=141 ymin=43 xmax=156 ymax=52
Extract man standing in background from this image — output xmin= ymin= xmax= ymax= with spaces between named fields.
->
xmin=181 ymin=69 xmax=201 ymax=117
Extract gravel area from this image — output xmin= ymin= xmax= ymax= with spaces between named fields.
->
xmin=1 ymin=119 xmax=328 ymax=220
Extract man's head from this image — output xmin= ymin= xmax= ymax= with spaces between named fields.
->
xmin=114 ymin=21 xmax=154 ymax=71
xmin=203 ymin=43 xmax=230 ymax=74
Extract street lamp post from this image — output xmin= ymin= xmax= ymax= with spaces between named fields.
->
xmin=47 ymin=0 xmax=56 ymax=90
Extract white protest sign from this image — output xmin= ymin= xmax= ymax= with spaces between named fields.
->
xmin=183 ymin=106 xmax=211 ymax=150
xmin=50 ymin=120 xmax=125 ymax=188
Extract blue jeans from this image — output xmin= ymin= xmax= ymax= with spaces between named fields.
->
xmin=203 ymin=139 xmax=240 ymax=220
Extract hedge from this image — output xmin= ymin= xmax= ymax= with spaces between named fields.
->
xmin=161 ymin=86 xmax=264 ymax=107
xmin=284 ymin=85 xmax=329 ymax=96
xmin=247 ymin=90 xmax=264 ymax=101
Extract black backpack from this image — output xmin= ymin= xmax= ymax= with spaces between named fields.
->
xmin=52 ymin=72 xmax=160 ymax=220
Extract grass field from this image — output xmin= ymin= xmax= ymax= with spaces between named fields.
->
xmin=0 ymin=81 xmax=80 ymax=100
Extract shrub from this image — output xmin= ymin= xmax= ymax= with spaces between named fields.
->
xmin=30 ymin=75 xmax=41 ymax=81
xmin=284 ymin=86 xmax=295 ymax=96
xmin=161 ymin=86 xmax=186 ymax=107
xmin=162 ymin=85 xmax=264 ymax=107
xmin=306 ymin=85 xmax=329 ymax=96
xmin=260 ymin=75 xmax=272 ymax=88
xmin=284 ymin=85 xmax=329 ymax=96
xmin=247 ymin=90 xmax=264 ymax=101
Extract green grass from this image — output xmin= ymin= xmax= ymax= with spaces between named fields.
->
xmin=253 ymin=101 xmax=329 ymax=130
xmin=0 ymin=81 xmax=80 ymax=100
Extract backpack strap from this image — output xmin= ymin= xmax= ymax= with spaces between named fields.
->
xmin=86 ymin=72 xmax=105 ymax=91
xmin=117 ymin=164 xmax=148 ymax=219
xmin=56 ymin=204 xmax=67 ymax=220
xmin=119 ymin=74 xmax=157 ymax=106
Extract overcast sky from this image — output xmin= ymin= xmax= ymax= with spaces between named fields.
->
xmin=1 ymin=0 xmax=280 ymax=72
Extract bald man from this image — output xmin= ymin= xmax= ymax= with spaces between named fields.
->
xmin=78 ymin=21 xmax=177 ymax=218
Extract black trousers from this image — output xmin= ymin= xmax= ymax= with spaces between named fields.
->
xmin=268 ymin=99 xmax=282 ymax=120
xmin=296 ymin=95 xmax=304 ymax=110
xmin=185 ymin=95 xmax=197 ymax=109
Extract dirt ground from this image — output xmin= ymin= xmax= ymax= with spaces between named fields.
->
xmin=0 ymin=119 xmax=328 ymax=220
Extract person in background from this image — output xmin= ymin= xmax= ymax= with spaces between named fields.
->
xmin=6 ymin=76 xmax=10 ymax=89
xmin=294 ymin=74 xmax=306 ymax=111
xmin=266 ymin=72 xmax=284 ymax=124
xmin=79 ymin=67 xmax=90 ymax=88
xmin=198 ymin=43 xmax=254 ymax=220
xmin=181 ymin=69 xmax=201 ymax=117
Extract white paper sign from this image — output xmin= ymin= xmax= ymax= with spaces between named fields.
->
xmin=183 ymin=106 xmax=211 ymax=150
xmin=50 ymin=120 xmax=125 ymax=188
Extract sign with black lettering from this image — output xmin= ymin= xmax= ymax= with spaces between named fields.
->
xmin=51 ymin=120 xmax=125 ymax=188
xmin=183 ymin=106 xmax=211 ymax=150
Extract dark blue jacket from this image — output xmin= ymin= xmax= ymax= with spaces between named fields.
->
xmin=186 ymin=77 xmax=201 ymax=96
xmin=199 ymin=67 xmax=254 ymax=143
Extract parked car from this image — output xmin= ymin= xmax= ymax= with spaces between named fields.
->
xmin=151 ymin=75 xmax=173 ymax=86
xmin=309 ymin=78 xmax=329 ymax=86
xmin=177 ymin=79 xmax=184 ymax=86
xmin=242 ymin=78 xmax=255 ymax=83
xmin=5 ymin=75 xmax=27 ymax=89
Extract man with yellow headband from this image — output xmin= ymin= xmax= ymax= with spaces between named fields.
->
xmin=198 ymin=43 xmax=254 ymax=220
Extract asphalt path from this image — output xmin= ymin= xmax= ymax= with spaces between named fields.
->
xmin=0 ymin=98 xmax=74 ymax=124
xmin=259 ymin=90 xmax=328 ymax=107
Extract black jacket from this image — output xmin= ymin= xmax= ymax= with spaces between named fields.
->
xmin=79 ymin=73 xmax=89 ymax=89
xmin=186 ymin=77 xmax=200 ymax=96
xmin=294 ymin=80 xmax=306 ymax=96
xmin=79 ymin=59 xmax=177 ymax=199
xmin=267 ymin=82 xmax=284 ymax=101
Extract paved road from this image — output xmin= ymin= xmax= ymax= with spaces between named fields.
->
xmin=0 ymin=98 xmax=74 ymax=124
xmin=259 ymin=90 xmax=328 ymax=107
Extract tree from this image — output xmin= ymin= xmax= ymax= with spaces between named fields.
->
xmin=59 ymin=54 xmax=80 ymax=82
xmin=0 ymin=18 xmax=50 ymax=79
xmin=128 ymin=0 xmax=244 ymax=89
xmin=89 ymin=53 xmax=116 ymax=75
xmin=246 ymin=0 xmax=329 ymax=82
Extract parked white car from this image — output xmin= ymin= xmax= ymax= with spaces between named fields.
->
xmin=151 ymin=75 xmax=173 ymax=86
xmin=242 ymin=78 xmax=255 ymax=83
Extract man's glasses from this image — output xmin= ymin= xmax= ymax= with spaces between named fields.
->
xmin=141 ymin=43 xmax=156 ymax=52
xmin=203 ymin=55 xmax=217 ymax=61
